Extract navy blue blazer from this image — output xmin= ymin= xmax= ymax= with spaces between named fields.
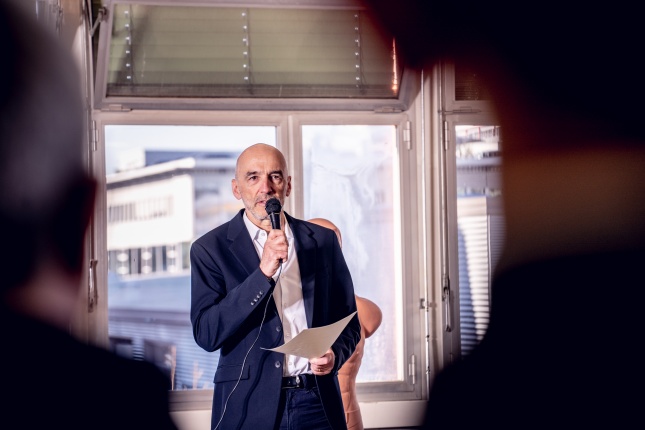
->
xmin=191 ymin=209 xmax=360 ymax=430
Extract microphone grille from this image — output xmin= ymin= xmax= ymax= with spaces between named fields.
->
xmin=265 ymin=197 xmax=282 ymax=214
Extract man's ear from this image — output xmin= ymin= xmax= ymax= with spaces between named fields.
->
xmin=49 ymin=174 xmax=97 ymax=275
xmin=285 ymin=176 xmax=292 ymax=197
xmin=231 ymin=179 xmax=242 ymax=200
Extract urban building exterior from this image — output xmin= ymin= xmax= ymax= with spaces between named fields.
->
xmin=107 ymin=151 xmax=242 ymax=390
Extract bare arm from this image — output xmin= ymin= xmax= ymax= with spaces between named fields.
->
xmin=356 ymin=295 xmax=382 ymax=339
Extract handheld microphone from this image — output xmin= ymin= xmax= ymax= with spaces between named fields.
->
xmin=265 ymin=197 xmax=281 ymax=230
xmin=265 ymin=197 xmax=283 ymax=265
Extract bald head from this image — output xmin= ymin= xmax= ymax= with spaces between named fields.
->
xmin=308 ymin=218 xmax=342 ymax=248
xmin=232 ymin=143 xmax=291 ymax=228
xmin=235 ymin=143 xmax=288 ymax=180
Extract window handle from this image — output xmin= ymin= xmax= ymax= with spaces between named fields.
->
xmin=442 ymin=282 xmax=452 ymax=333
xmin=88 ymin=259 xmax=98 ymax=312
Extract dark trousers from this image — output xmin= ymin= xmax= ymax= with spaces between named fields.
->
xmin=275 ymin=386 xmax=333 ymax=430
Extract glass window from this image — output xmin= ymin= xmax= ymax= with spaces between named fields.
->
xmin=454 ymin=124 xmax=504 ymax=355
xmin=105 ymin=125 xmax=276 ymax=390
xmin=96 ymin=111 xmax=424 ymax=422
xmin=302 ymin=124 xmax=402 ymax=383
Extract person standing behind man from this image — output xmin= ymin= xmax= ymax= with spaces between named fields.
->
xmin=308 ymin=218 xmax=382 ymax=430
xmin=0 ymin=2 xmax=178 ymax=429
xmin=190 ymin=143 xmax=360 ymax=430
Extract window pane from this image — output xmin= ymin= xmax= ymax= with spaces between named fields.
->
xmin=105 ymin=125 xmax=276 ymax=390
xmin=106 ymin=4 xmax=399 ymax=99
xmin=302 ymin=125 xmax=401 ymax=382
xmin=455 ymin=125 xmax=504 ymax=355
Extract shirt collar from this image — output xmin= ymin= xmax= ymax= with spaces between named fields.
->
xmin=242 ymin=211 xmax=293 ymax=241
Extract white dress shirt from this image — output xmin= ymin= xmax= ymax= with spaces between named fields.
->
xmin=243 ymin=212 xmax=310 ymax=376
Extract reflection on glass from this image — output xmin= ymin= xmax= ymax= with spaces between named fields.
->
xmin=105 ymin=125 xmax=275 ymax=390
xmin=455 ymin=125 xmax=504 ymax=355
xmin=302 ymin=125 xmax=401 ymax=382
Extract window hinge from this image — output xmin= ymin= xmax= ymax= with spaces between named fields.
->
xmin=408 ymin=354 xmax=416 ymax=385
xmin=90 ymin=6 xmax=108 ymax=37
xmin=403 ymin=120 xmax=411 ymax=150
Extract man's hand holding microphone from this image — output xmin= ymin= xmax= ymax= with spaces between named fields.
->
xmin=260 ymin=197 xmax=288 ymax=279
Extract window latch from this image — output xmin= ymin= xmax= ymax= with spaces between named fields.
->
xmin=442 ymin=276 xmax=452 ymax=332
xmin=88 ymin=259 xmax=98 ymax=312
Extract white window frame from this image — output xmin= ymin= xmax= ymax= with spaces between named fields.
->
xmin=437 ymin=61 xmax=500 ymax=368
xmin=288 ymin=112 xmax=424 ymax=403
xmin=90 ymin=105 xmax=429 ymax=427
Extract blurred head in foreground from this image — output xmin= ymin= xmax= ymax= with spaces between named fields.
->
xmin=0 ymin=0 xmax=96 ymax=328
xmin=0 ymin=4 xmax=178 ymax=428
xmin=364 ymin=0 xmax=645 ymax=268
xmin=363 ymin=1 xmax=645 ymax=427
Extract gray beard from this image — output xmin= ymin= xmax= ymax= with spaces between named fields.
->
xmin=247 ymin=207 xmax=269 ymax=223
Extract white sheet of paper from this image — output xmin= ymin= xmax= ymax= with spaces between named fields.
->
xmin=262 ymin=311 xmax=358 ymax=359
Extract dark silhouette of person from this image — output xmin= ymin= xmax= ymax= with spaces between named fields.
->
xmin=0 ymin=2 xmax=178 ymax=429
xmin=363 ymin=0 xmax=645 ymax=428
xmin=308 ymin=218 xmax=383 ymax=430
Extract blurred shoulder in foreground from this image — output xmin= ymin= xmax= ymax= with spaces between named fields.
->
xmin=0 ymin=2 xmax=177 ymax=428
xmin=363 ymin=0 xmax=645 ymax=427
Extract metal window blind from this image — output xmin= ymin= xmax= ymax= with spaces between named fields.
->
xmin=458 ymin=197 xmax=505 ymax=355
xmin=106 ymin=4 xmax=398 ymax=99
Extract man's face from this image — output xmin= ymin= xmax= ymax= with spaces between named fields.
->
xmin=232 ymin=145 xmax=291 ymax=227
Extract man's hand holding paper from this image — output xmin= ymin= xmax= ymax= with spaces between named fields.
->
xmin=262 ymin=311 xmax=358 ymax=365
xmin=310 ymin=349 xmax=335 ymax=375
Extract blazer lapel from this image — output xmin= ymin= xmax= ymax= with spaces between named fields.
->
xmin=227 ymin=210 xmax=261 ymax=277
xmin=287 ymin=213 xmax=316 ymax=328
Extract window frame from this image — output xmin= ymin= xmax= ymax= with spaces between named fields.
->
xmin=88 ymin=62 xmax=506 ymax=429
xmin=93 ymin=0 xmax=416 ymax=113
xmin=442 ymin=113 xmax=501 ymax=363
xmin=67 ymin=0 xmax=467 ymax=426
xmin=288 ymin=112 xmax=425 ymax=403
xmin=91 ymin=106 xmax=428 ymax=424
xmin=438 ymin=61 xmax=500 ymax=367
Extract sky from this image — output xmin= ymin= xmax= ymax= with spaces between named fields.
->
xmin=104 ymin=125 xmax=276 ymax=174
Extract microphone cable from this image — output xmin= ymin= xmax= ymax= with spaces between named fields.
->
xmin=213 ymin=263 xmax=282 ymax=430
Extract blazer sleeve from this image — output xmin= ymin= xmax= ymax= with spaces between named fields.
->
xmin=190 ymin=239 xmax=275 ymax=352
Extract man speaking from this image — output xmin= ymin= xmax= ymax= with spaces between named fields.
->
xmin=190 ymin=143 xmax=360 ymax=429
